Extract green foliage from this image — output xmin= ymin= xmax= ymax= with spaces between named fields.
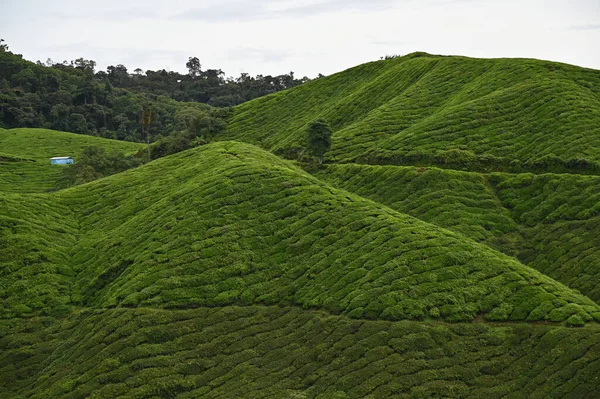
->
xmin=141 ymin=107 xmax=232 ymax=160
xmin=178 ymin=106 xmax=230 ymax=143
xmin=0 ymin=46 xmax=308 ymax=141
xmin=0 ymin=194 xmax=77 ymax=318
xmin=315 ymin=164 xmax=517 ymax=244
xmin=145 ymin=130 xmax=197 ymax=160
xmin=68 ymin=113 xmax=87 ymax=134
xmin=59 ymin=146 xmax=143 ymax=187
xmin=2 ymin=51 xmax=600 ymax=398
xmin=306 ymin=119 xmax=333 ymax=164
xmin=222 ymin=53 xmax=600 ymax=175
xmin=489 ymin=172 xmax=600 ymax=302
xmin=2 ymin=141 xmax=597 ymax=325
xmin=0 ymin=128 xmax=143 ymax=193
xmin=1 ymin=307 xmax=600 ymax=398
xmin=316 ymin=164 xmax=600 ymax=303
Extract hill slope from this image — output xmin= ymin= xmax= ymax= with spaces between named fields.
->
xmin=220 ymin=52 xmax=600 ymax=305
xmin=54 ymin=141 xmax=600 ymax=323
xmin=0 ymin=193 xmax=77 ymax=318
xmin=2 ymin=141 xmax=600 ymax=397
xmin=315 ymin=164 xmax=517 ymax=244
xmin=223 ymin=53 xmax=600 ymax=174
xmin=0 ymin=52 xmax=599 ymax=399
xmin=491 ymin=172 xmax=600 ymax=301
xmin=2 ymin=141 xmax=599 ymax=322
xmin=315 ymin=164 xmax=600 ymax=303
xmin=0 ymin=128 xmax=143 ymax=193
xmin=2 ymin=307 xmax=600 ymax=399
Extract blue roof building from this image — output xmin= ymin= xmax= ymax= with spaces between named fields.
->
xmin=50 ymin=157 xmax=74 ymax=165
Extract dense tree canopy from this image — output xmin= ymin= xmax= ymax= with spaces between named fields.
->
xmin=60 ymin=145 xmax=143 ymax=186
xmin=0 ymin=41 xmax=314 ymax=143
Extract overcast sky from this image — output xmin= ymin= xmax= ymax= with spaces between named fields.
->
xmin=1 ymin=0 xmax=599 ymax=78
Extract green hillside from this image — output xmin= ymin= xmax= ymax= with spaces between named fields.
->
xmin=1 ymin=141 xmax=600 ymax=398
xmin=490 ymin=172 xmax=600 ymax=301
xmin=315 ymin=164 xmax=516 ymax=245
xmin=0 ymin=193 xmax=77 ymax=318
xmin=58 ymin=142 xmax=600 ymax=322
xmin=315 ymin=165 xmax=600 ymax=303
xmin=2 ymin=307 xmax=600 ymax=399
xmin=0 ymin=128 xmax=144 ymax=193
xmin=223 ymin=53 xmax=600 ymax=174
xmin=4 ymin=141 xmax=596 ymax=322
xmin=2 ymin=51 xmax=600 ymax=398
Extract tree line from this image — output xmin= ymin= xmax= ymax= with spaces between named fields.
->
xmin=0 ymin=39 xmax=331 ymax=188
xmin=0 ymin=40 xmax=315 ymax=143
xmin=61 ymin=117 xmax=334 ymax=188
xmin=98 ymin=56 xmax=312 ymax=107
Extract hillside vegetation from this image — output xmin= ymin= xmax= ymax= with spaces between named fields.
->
xmin=56 ymin=143 xmax=600 ymax=322
xmin=0 ymin=193 xmax=77 ymax=318
xmin=1 ymin=141 xmax=600 ymax=398
xmin=316 ymin=164 xmax=600 ymax=303
xmin=0 ymin=128 xmax=143 ymax=193
xmin=222 ymin=51 xmax=600 ymax=305
xmin=491 ymin=172 xmax=600 ymax=301
xmin=2 ymin=51 xmax=600 ymax=398
xmin=2 ymin=307 xmax=600 ymax=399
xmin=315 ymin=164 xmax=516 ymax=245
xmin=0 ymin=47 xmax=308 ymax=142
xmin=3 ymin=141 xmax=596 ymax=322
xmin=224 ymin=53 xmax=600 ymax=174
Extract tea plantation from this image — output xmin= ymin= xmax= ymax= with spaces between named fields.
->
xmin=316 ymin=165 xmax=600 ymax=303
xmin=2 ymin=53 xmax=600 ymax=398
xmin=223 ymin=53 xmax=600 ymax=174
xmin=1 ymin=140 xmax=600 ymax=397
xmin=2 ymin=307 xmax=600 ymax=399
xmin=0 ymin=128 xmax=143 ymax=193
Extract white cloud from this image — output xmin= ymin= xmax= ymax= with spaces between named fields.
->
xmin=1 ymin=0 xmax=599 ymax=78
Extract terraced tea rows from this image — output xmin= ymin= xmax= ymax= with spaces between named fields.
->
xmin=0 ymin=193 xmax=77 ymax=318
xmin=1 ymin=141 xmax=598 ymax=325
xmin=0 ymin=128 xmax=143 ymax=193
xmin=1 ymin=307 xmax=600 ymax=398
xmin=316 ymin=164 xmax=600 ymax=303
xmin=0 ymin=306 xmax=600 ymax=398
xmin=2 ymin=51 xmax=600 ymax=397
xmin=315 ymin=164 xmax=517 ymax=245
xmin=223 ymin=54 xmax=600 ymax=174
xmin=490 ymin=173 xmax=600 ymax=302
xmin=52 ymin=142 xmax=598 ymax=324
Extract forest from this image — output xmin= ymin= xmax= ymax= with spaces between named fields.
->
xmin=0 ymin=39 xmax=312 ymax=143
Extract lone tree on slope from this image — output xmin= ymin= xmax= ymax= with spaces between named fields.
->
xmin=306 ymin=119 xmax=333 ymax=164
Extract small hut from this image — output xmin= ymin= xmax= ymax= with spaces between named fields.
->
xmin=50 ymin=157 xmax=74 ymax=165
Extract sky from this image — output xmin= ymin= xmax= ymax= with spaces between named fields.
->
xmin=1 ymin=0 xmax=599 ymax=78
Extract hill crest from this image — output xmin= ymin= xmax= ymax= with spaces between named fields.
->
xmin=222 ymin=53 xmax=600 ymax=175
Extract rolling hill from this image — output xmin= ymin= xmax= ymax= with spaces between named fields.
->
xmin=2 ymin=52 xmax=600 ymax=398
xmin=3 ymin=307 xmax=600 ymax=398
xmin=0 ymin=128 xmax=144 ymax=193
xmin=5 ymin=141 xmax=597 ymax=322
xmin=223 ymin=53 xmax=600 ymax=174
xmin=221 ymin=51 xmax=600 ymax=304
xmin=1 ymin=139 xmax=600 ymax=398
